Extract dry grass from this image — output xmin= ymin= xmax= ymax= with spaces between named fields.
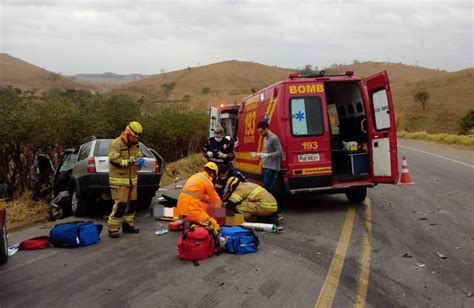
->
xmin=116 ymin=60 xmax=291 ymax=109
xmin=160 ymin=153 xmax=207 ymax=186
xmin=0 ymin=53 xmax=92 ymax=91
xmin=118 ymin=60 xmax=472 ymax=134
xmin=392 ymin=68 xmax=474 ymax=134
xmin=328 ymin=61 xmax=447 ymax=84
xmin=5 ymin=193 xmax=50 ymax=232
xmin=398 ymin=130 xmax=474 ymax=147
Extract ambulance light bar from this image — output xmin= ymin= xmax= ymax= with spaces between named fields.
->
xmin=288 ymin=72 xmax=299 ymax=78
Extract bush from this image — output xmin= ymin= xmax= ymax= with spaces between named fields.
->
xmin=458 ymin=109 xmax=474 ymax=134
xmin=161 ymin=82 xmax=176 ymax=96
xmin=0 ymin=87 xmax=208 ymax=197
xmin=398 ymin=130 xmax=474 ymax=146
xmin=202 ymin=87 xmax=210 ymax=94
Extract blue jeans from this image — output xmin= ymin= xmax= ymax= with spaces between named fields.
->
xmin=262 ymin=168 xmax=281 ymax=212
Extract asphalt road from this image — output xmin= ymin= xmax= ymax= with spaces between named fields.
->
xmin=0 ymin=139 xmax=472 ymax=307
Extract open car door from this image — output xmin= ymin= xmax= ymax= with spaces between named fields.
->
xmin=52 ymin=148 xmax=79 ymax=196
xmin=366 ymin=71 xmax=399 ymax=184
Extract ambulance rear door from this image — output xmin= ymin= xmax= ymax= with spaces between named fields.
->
xmin=366 ymin=71 xmax=398 ymax=184
xmin=283 ymin=81 xmax=333 ymax=191
xmin=208 ymin=106 xmax=218 ymax=137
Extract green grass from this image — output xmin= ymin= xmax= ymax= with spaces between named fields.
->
xmin=398 ymin=131 xmax=474 ymax=146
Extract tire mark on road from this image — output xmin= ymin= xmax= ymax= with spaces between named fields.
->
xmin=315 ymin=206 xmax=356 ymax=308
xmin=0 ymin=249 xmax=60 ymax=275
xmin=354 ymin=198 xmax=372 ymax=308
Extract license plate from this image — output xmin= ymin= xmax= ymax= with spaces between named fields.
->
xmin=298 ymin=153 xmax=320 ymax=162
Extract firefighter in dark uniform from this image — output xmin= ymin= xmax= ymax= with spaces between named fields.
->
xmin=107 ymin=121 xmax=145 ymax=238
xmin=202 ymin=124 xmax=234 ymax=166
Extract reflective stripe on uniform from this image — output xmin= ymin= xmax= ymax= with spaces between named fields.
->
xmin=109 ymin=176 xmax=138 ymax=186
xmin=229 ymin=193 xmax=243 ymax=203
xmin=180 ymin=189 xmax=219 ymax=207
xmin=120 ymin=159 xmax=129 ymax=167
xmin=260 ymin=201 xmax=277 ymax=210
xmin=248 ymin=186 xmax=264 ymax=199
xmin=194 ymin=173 xmax=210 ymax=183
xmin=180 ymin=189 xmax=207 ymax=202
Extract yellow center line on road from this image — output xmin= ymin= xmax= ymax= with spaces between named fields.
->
xmin=315 ymin=205 xmax=356 ymax=308
xmin=354 ymin=198 xmax=373 ymax=308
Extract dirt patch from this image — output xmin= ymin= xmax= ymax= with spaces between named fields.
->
xmin=5 ymin=194 xmax=49 ymax=232
xmin=161 ymin=153 xmax=207 ymax=186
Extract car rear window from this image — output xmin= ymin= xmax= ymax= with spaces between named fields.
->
xmin=94 ymin=140 xmax=153 ymax=158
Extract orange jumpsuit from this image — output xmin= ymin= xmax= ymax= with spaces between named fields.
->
xmin=176 ymin=171 xmax=222 ymax=232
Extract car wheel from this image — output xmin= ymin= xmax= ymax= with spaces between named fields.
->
xmin=0 ymin=224 xmax=8 ymax=265
xmin=71 ymin=189 xmax=88 ymax=217
xmin=345 ymin=187 xmax=367 ymax=204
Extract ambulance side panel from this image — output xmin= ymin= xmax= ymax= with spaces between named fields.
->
xmin=234 ymin=86 xmax=281 ymax=182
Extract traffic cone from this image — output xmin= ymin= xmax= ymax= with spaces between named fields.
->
xmin=398 ymin=156 xmax=414 ymax=185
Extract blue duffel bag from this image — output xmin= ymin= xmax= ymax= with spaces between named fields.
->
xmin=219 ymin=226 xmax=260 ymax=254
xmin=49 ymin=221 xmax=103 ymax=248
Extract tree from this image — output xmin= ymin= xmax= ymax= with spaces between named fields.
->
xmin=413 ymin=91 xmax=430 ymax=111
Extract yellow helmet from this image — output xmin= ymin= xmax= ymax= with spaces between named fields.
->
xmin=204 ymin=161 xmax=218 ymax=174
xmin=127 ymin=121 xmax=143 ymax=137
xmin=225 ymin=176 xmax=240 ymax=194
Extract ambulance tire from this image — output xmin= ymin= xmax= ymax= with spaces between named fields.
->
xmin=0 ymin=224 xmax=8 ymax=265
xmin=345 ymin=187 xmax=367 ymax=204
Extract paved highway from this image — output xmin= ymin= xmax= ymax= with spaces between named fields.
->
xmin=0 ymin=140 xmax=472 ymax=307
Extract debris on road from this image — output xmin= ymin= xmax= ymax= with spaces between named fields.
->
xmin=436 ymin=251 xmax=448 ymax=260
xmin=154 ymin=223 xmax=168 ymax=235
xmin=8 ymin=243 xmax=19 ymax=256
xmin=417 ymin=217 xmax=428 ymax=220
xmin=415 ymin=263 xmax=426 ymax=268
xmin=467 ymin=292 xmax=473 ymax=297
xmin=402 ymin=253 xmax=413 ymax=258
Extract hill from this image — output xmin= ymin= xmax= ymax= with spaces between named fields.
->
xmin=116 ymin=60 xmax=292 ymax=109
xmin=326 ymin=61 xmax=448 ymax=84
xmin=391 ymin=68 xmax=474 ymax=133
xmin=323 ymin=62 xmax=472 ymax=133
xmin=71 ymin=72 xmax=150 ymax=90
xmin=0 ymin=53 xmax=91 ymax=92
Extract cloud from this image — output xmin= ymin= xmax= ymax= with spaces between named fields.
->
xmin=1 ymin=0 xmax=472 ymax=74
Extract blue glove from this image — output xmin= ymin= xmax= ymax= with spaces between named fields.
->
xmin=136 ymin=157 xmax=146 ymax=169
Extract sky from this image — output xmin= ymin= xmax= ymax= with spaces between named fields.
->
xmin=0 ymin=0 xmax=472 ymax=75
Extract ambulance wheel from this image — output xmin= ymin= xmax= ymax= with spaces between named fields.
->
xmin=0 ymin=223 xmax=8 ymax=265
xmin=71 ymin=189 xmax=88 ymax=217
xmin=345 ymin=187 xmax=367 ymax=204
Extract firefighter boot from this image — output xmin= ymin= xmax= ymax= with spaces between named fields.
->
xmin=122 ymin=223 xmax=140 ymax=233
xmin=108 ymin=231 xmax=120 ymax=239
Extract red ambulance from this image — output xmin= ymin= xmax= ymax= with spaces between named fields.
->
xmin=210 ymin=71 xmax=398 ymax=203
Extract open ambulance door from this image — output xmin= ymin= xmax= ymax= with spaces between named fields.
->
xmin=367 ymin=71 xmax=399 ymax=184
xmin=208 ymin=106 xmax=218 ymax=138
